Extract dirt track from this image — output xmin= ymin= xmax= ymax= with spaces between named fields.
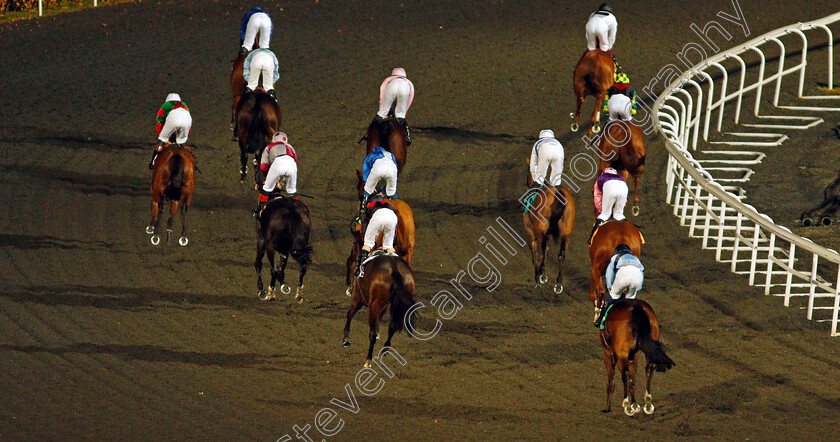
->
xmin=2 ymin=1 xmax=840 ymax=440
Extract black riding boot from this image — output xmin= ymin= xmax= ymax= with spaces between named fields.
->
xmin=253 ymin=188 xmax=271 ymax=220
xmin=594 ymin=304 xmax=607 ymax=327
xmin=149 ymin=144 xmax=163 ymax=170
xmin=268 ymin=89 xmax=277 ymax=101
xmin=610 ymin=52 xmax=621 ymax=71
xmin=356 ymin=194 xmax=369 ymax=224
xmin=588 ymin=219 xmax=604 ymax=245
xmin=397 ymin=117 xmax=412 ymax=145
xmin=356 ymin=249 xmax=370 ymax=277
xmin=239 ymin=46 xmax=247 ymax=56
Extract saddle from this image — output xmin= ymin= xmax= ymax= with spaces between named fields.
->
xmin=359 ymin=249 xmax=398 ymax=275
xmin=589 ymin=220 xmax=646 ymax=247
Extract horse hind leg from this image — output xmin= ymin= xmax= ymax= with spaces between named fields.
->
xmin=147 ymin=198 xmax=161 ymax=236
xmin=165 ymin=200 xmax=180 ymax=244
xmin=365 ymin=310 xmax=380 ymax=367
xmin=626 ymin=355 xmax=642 ymax=415
xmin=643 ymin=361 xmax=656 ymax=414
xmin=278 ymin=253 xmax=292 ymax=296
xmin=255 ymin=235 xmax=268 ymax=300
xmin=239 ymin=148 xmax=248 ymax=183
xmin=265 ymin=248 xmax=277 ymax=299
xmin=554 ymin=234 xmax=568 ymax=295
xmin=571 ymin=94 xmax=584 ymax=132
xmin=632 ymin=173 xmax=641 ymax=216
xmin=178 ymin=200 xmax=189 ymax=246
xmin=618 ymin=357 xmax=639 ymax=416
xmin=295 ymin=257 xmax=308 ymax=304
xmin=603 ymin=350 xmax=616 ymax=413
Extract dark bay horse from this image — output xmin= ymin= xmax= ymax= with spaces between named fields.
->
xmin=362 ymin=117 xmax=407 ymax=173
xmin=343 ymin=254 xmax=416 ymax=368
xmin=571 ymin=49 xmax=615 ymax=135
xmin=146 ymin=144 xmax=196 ymax=246
xmin=255 ymin=197 xmax=312 ymax=303
xmin=589 ymin=221 xmax=643 ymax=309
xmin=235 ymin=90 xmax=281 ymax=186
xmin=523 ymin=159 xmax=576 ymax=294
xmin=345 ymin=186 xmax=416 ymax=295
xmin=597 ymin=120 xmax=646 ymax=215
xmin=229 ymin=36 xmax=262 ymax=131
xmin=599 ymin=299 xmax=675 ymax=415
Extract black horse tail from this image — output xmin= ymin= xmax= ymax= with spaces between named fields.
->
xmin=631 ymin=304 xmax=675 ymax=373
xmin=163 ymin=154 xmax=184 ymax=201
xmin=288 ymin=207 xmax=313 ymax=266
xmin=389 ymin=263 xmax=416 ymax=334
xmin=246 ymin=97 xmax=269 ymax=154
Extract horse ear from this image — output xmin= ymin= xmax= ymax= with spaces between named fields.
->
xmin=526 ymin=158 xmax=530 ymax=165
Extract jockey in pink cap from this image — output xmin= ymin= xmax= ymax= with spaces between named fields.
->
xmin=373 ymin=67 xmax=415 ymax=144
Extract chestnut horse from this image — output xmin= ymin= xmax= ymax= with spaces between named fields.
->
xmin=571 ymin=49 xmax=615 ymax=135
xmin=146 ymin=144 xmax=196 ymax=246
xmin=597 ymin=120 xmax=646 ymax=215
xmin=255 ymin=197 xmax=312 ymax=303
xmin=362 ymin=117 xmax=407 ymax=173
xmin=589 ymin=221 xmax=643 ymax=309
xmin=235 ymin=90 xmax=281 ymax=186
xmin=523 ymin=159 xmax=576 ymax=294
xmin=345 ymin=177 xmax=415 ymax=294
xmin=343 ymin=254 xmax=417 ymax=368
xmin=599 ymin=299 xmax=675 ymax=415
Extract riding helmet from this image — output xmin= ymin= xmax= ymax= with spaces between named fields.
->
xmin=614 ymin=244 xmax=632 ymax=255
xmin=539 ymin=129 xmax=555 ymax=139
xmin=166 ymin=93 xmax=181 ymax=102
xmin=598 ymin=3 xmax=613 ymax=13
xmin=391 ymin=67 xmax=407 ymax=77
xmin=271 ymin=132 xmax=288 ymax=144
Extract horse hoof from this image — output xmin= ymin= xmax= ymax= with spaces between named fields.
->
xmin=295 ymin=286 xmax=304 ymax=303
xmin=623 ymin=405 xmax=636 ymax=416
xmin=258 ymin=290 xmax=269 ymax=301
xmin=553 ymin=284 xmax=564 ymax=295
xmin=592 ymin=124 xmax=601 ymax=134
xmin=145 ymin=226 xmax=154 ymax=234
xmin=822 ymin=217 xmax=833 ymax=226
xmin=632 ymin=205 xmax=640 ymax=216
xmin=342 ymin=340 xmax=351 ymax=347
xmin=644 ymin=403 xmax=655 ymax=415
xmin=632 ymin=403 xmax=641 ymax=414
xmin=280 ymin=284 xmax=292 ymax=295
xmin=178 ymin=236 xmax=188 ymax=246
xmin=345 ymin=287 xmax=352 ymax=297
xmin=364 ymin=360 xmax=372 ymax=368
xmin=570 ymin=123 xmax=579 ymax=132
xmin=538 ymin=274 xmax=549 ymax=284
xmin=166 ymin=229 xmax=172 ymax=243
xmin=376 ymin=333 xmax=380 ymax=340
xmin=569 ymin=112 xmax=575 ymax=119
xmin=150 ymin=235 xmax=161 ymax=246
xmin=802 ymin=217 xmax=814 ymax=227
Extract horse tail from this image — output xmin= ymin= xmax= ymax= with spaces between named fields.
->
xmin=246 ymin=98 xmax=268 ymax=154
xmin=631 ymin=304 xmax=676 ymax=372
xmin=163 ymin=154 xmax=184 ymax=201
xmin=288 ymin=206 xmax=312 ymax=266
xmin=389 ymin=261 xmax=416 ymax=334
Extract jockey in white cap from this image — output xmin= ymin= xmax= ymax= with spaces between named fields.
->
xmin=585 ymin=3 xmax=620 ymax=69
xmin=255 ymin=131 xmax=298 ymax=218
xmin=373 ymin=67 xmax=415 ymax=144
xmin=150 ymin=93 xmax=192 ymax=169
xmin=529 ymin=129 xmax=565 ymax=190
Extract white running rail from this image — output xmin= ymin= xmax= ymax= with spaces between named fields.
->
xmin=653 ymin=12 xmax=840 ymax=337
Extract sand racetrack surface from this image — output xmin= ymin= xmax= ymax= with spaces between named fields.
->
xmin=2 ymin=0 xmax=840 ymax=440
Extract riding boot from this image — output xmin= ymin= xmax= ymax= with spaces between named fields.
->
xmin=588 ymin=219 xmax=604 ymax=245
xmin=594 ymin=298 xmax=611 ymax=327
xmin=288 ymin=192 xmax=299 ymax=200
xmin=148 ymin=143 xmax=163 ymax=170
xmin=239 ymin=46 xmax=247 ymax=56
xmin=253 ymin=188 xmax=271 ymax=220
xmin=397 ymin=117 xmax=412 ymax=145
xmin=268 ymin=89 xmax=277 ymax=101
xmin=356 ymin=193 xmax=370 ymax=224
xmin=356 ymin=249 xmax=370 ymax=278
xmin=523 ymin=182 xmax=542 ymax=212
xmin=609 ymin=52 xmax=621 ymax=71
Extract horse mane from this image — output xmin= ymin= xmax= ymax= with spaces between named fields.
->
xmin=163 ymin=153 xmax=184 ymax=201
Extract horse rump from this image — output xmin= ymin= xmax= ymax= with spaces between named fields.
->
xmin=388 ymin=261 xmax=416 ymax=333
xmin=163 ymin=154 xmax=184 ymax=201
xmin=630 ymin=304 xmax=675 ymax=372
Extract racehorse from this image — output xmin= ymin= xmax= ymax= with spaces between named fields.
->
xmin=571 ymin=49 xmax=615 ymax=135
xmin=145 ymin=144 xmax=196 ymax=246
xmin=255 ymin=197 xmax=313 ymax=303
xmin=235 ymin=90 xmax=281 ymax=186
xmin=599 ymin=298 xmax=675 ymax=415
xmin=597 ymin=120 xmax=646 ymax=215
xmin=361 ymin=116 xmax=407 ymax=173
xmin=523 ymin=159 xmax=576 ymax=294
xmin=589 ymin=221 xmax=643 ymax=309
xmin=342 ymin=254 xmax=417 ymax=368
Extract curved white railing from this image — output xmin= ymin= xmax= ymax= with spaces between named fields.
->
xmin=653 ymin=12 xmax=840 ymax=336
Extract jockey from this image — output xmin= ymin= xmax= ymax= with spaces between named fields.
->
xmin=151 ymin=93 xmax=192 ymax=169
xmin=603 ymin=71 xmax=637 ymax=122
xmin=374 ymin=67 xmax=415 ymax=145
xmin=240 ymin=7 xmax=272 ymax=55
xmin=255 ymin=132 xmax=298 ymax=218
xmin=244 ymin=48 xmax=280 ymax=100
xmin=356 ymin=197 xmax=399 ymax=277
xmin=357 ymin=146 xmax=399 ymax=222
xmin=585 ymin=3 xmax=619 ymax=68
xmin=594 ymin=243 xmax=645 ymax=326
xmin=528 ymin=129 xmax=565 ymax=190
xmin=588 ymin=166 xmax=629 ymax=244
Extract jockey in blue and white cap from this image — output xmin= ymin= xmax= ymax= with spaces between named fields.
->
xmin=529 ymin=129 xmax=565 ymax=190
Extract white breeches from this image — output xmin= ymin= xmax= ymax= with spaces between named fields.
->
xmin=247 ymin=51 xmax=276 ymax=91
xmin=262 ymin=156 xmax=297 ymax=194
xmin=378 ymin=78 xmax=412 ymax=118
xmin=364 ymin=158 xmax=398 ymax=197
xmin=609 ymin=265 xmax=643 ymax=300
xmin=585 ymin=20 xmax=612 ymax=51
xmin=364 ymin=209 xmax=398 ymax=250
xmin=243 ymin=12 xmax=271 ymax=50
xmin=598 ymin=179 xmax=628 ymax=221
xmin=608 ymin=94 xmax=633 ymax=121
xmin=158 ymin=108 xmax=192 ymax=144
xmin=532 ymin=145 xmax=564 ymax=187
